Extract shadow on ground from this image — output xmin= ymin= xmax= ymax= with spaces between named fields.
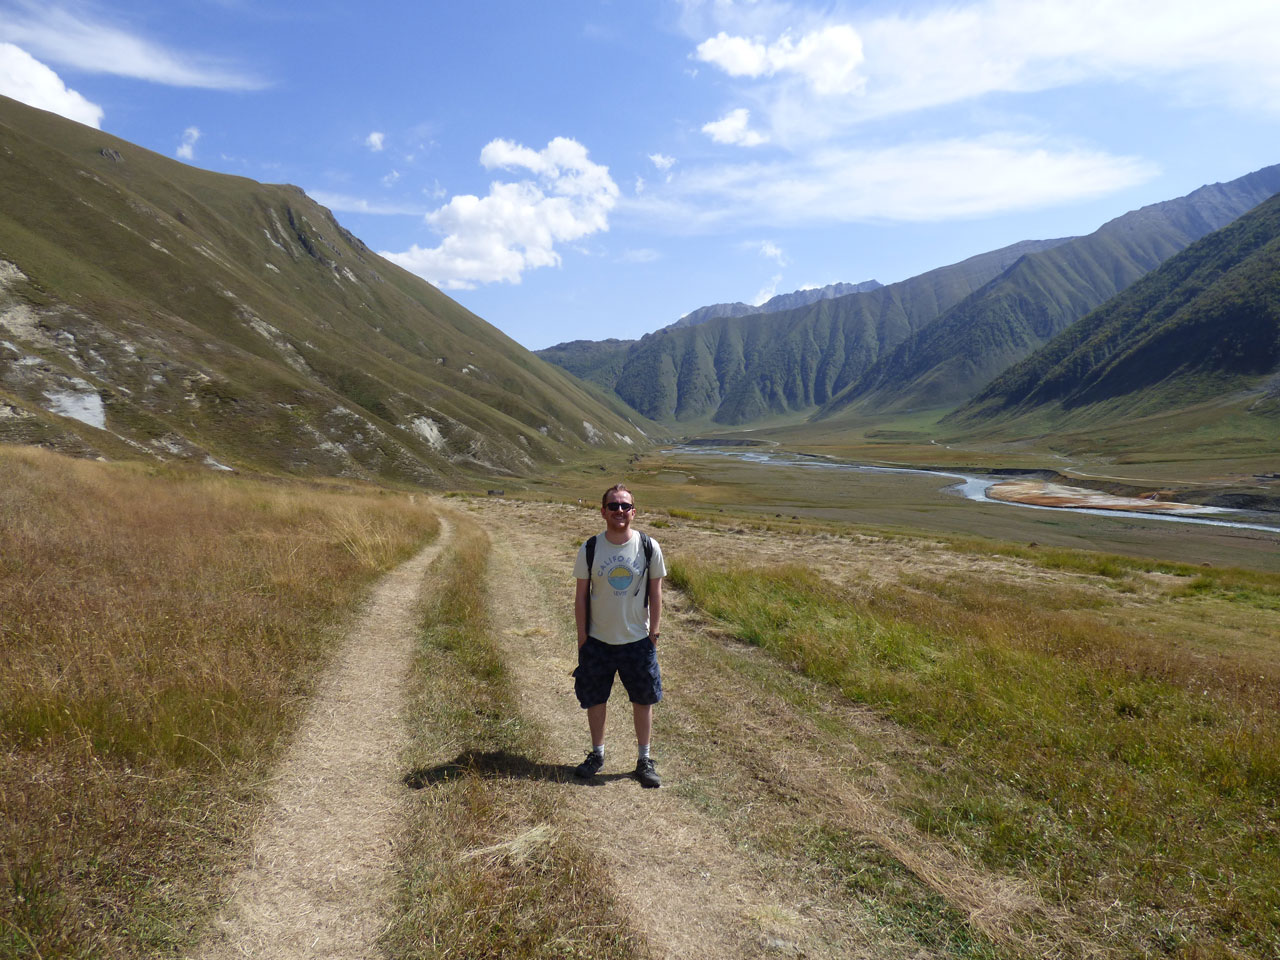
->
xmin=403 ymin=749 xmax=631 ymax=788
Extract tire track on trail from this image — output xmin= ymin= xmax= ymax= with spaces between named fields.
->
xmin=191 ymin=516 xmax=451 ymax=960
xmin=480 ymin=516 xmax=870 ymax=960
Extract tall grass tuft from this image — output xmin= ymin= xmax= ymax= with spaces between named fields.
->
xmin=671 ymin=558 xmax=1280 ymax=957
xmin=0 ymin=446 xmax=438 ymax=958
xmin=387 ymin=515 xmax=643 ymax=959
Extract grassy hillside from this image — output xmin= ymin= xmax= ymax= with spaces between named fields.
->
xmin=0 ymin=95 xmax=653 ymax=484
xmin=941 ymin=192 xmax=1280 ymax=462
xmin=606 ymin=239 xmax=1062 ymax=425
xmin=531 ymin=337 xmax=635 ymax=392
xmin=821 ymin=164 xmax=1280 ymax=418
xmin=535 ymin=282 xmax=886 ymax=395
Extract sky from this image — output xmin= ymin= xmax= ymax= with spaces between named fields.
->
xmin=2 ymin=1 xmax=1279 ymax=351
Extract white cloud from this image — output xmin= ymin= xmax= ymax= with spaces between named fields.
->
xmin=382 ymin=169 xmax=400 ymax=186
xmin=382 ymin=137 xmax=619 ymax=290
xmin=176 ymin=126 xmax=200 ymax=160
xmin=696 ymin=25 xmax=865 ymax=95
xmin=366 ymin=131 xmax=385 ymax=152
xmin=759 ymin=240 xmax=787 ymax=265
xmin=0 ymin=42 xmax=101 ymax=127
xmin=702 ymin=107 xmax=768 ymax=147
xmin=635 ymin=175 xmax=646 ymax=194
xmin=649 ymin=152 xmax=676 ymax=172
xmin=632 ymin=135 xmax=1156 ymax=227
xmin=693 ymin=0 xmax=1280 ymax=130
xmin=619 ymin=248 xmax=661 ymax=264
xmin=753 ymin=273 xmax=782 ymax=305
xmin=0 ymin=2 xmax=262 ymax=89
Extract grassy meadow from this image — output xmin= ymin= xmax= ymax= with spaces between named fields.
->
xmin=502 ymin=449 xmax=1280 ymax=957
xmin=0 ymin=447 xmax=438 ymax=958
xmin=669 ymin=556 xmax=1280 ymax=956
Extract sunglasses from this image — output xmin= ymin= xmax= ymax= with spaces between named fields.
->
xmin=605 ymin=502 xmax=635 ymax=512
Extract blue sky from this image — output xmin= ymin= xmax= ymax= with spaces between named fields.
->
xmin=2 ymin=0 xmax=1279 ymax=350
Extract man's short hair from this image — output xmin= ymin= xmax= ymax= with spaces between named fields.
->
xmin=601 ymin=483 xmax=632 ymax=508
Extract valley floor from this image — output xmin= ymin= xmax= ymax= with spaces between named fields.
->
xmin=185 ymin=495 xmax=1280 ymax=960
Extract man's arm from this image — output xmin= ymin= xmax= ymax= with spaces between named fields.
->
xmin=575 ymin=578 xmax=590 ymax=649
xmin=648 ymin=577 xmax=662 ymax=643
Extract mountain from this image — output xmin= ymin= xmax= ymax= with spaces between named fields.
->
xmin=0 ymin=95 xmax=651 ymax=483
xmin=534 ymin=338 xmax=636 ymax=393
xmin=670 ymin=280 xmax=884 ymax=330
xmin=536 ymin=280 xmax=885 ymax=393
xmin=605 ymin=239 xmax=1064 ymax=424
xmin=950 ymin=191 xmax=1280 ymax=432
xmin=818 ymin=165 xmax=1280 ymax=418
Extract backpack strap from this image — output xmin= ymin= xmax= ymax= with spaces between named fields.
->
xmin=583 ymin=535 xmax=597 ymax=629
xmin=637 ymin=531 xmax=653 ymax=608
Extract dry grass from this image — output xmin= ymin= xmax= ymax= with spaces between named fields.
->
xmin=0 ymin=446 xmax=438 ymax=958
xmin=386 ymin=512 xmax=645 ymax=960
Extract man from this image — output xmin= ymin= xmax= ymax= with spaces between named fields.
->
xmin=572 ymin=483 xmax=667 ymax=788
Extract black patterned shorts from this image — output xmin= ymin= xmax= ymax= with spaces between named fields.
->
xmin=574 ymin=636 xmax=662 ymax=708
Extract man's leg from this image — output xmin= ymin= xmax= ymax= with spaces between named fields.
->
xmin=588 ymin=703 xmax=608 ymax=748
xmin=632 ymin=702 xmax=651 ymax=749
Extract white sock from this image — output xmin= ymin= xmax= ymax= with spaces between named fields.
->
xmin=637 ymin=743 xmax=650 ymax=760
xmin=591 ymin=745 xmax=604 ymax=759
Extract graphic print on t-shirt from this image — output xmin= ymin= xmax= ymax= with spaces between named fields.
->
xmin=598 ymin=552 xmax=639 ymax=594
xmin=606 ymin=564 xmax=635 ymax=590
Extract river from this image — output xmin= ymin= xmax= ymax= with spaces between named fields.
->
xmin=670 ymin=446 xmax=1280 ymax=535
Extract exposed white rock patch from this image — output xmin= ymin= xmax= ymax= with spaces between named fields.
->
xmin=148 ymin=241 xmax=172 ymax=256
xmin=0 ymin=303 xmax=49 ymax=346
xmin=0 ymin=260 xmax=27 ymax=291
xmin=44 ymin=381 xmax=105 ymax=430
xmin=0 ymin=403 xmax=33 ymax=419
xmin=539 ymin=425 xmax=549 ymax=435
xmin=408 ymin=416 xmax=447 ymax=453
xmin=247 ymin=317 xmax=310 ymax=374
xmin=613 ymin=432 xmax=634 ymax=445
xmin=582 ymin=420 xmax=604 ymax=444
xmin=263 ymin=228 xmax=287 ymax=251
xmin=205 ymin=456 xmax=234 ymax=472
xmin=194 ymin=244 xmax=233 ymax=268
xmin=265 ymin=262 xmax=280 ymax=273
xmin=150 ymin=435 xmax=188 ymax=455
xmin=303 ymin=424 xmax=353 ymax=459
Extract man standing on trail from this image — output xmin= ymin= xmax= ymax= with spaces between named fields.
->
xmin=572 ymin=483 xmax=667 ymax=788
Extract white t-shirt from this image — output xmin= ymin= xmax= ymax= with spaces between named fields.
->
xmin=574 ymin=531 xmax=668 ymax=645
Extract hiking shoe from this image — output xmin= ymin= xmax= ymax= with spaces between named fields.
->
xmin=574 ymin=751 xmax=604 ymax=778
xmin=634 ymin=756 xmax=661 ymax=788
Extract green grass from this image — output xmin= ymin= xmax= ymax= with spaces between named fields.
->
xmin=669 ymin=558 xmax=1280 ymax=957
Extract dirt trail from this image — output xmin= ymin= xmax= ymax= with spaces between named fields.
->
xmin=476 ymin=501 xmax=1093 ymax=959
xmin=191 ymin=518 xmax=451 ymax=960
xmin=480 ymin=515 xmax=873 ymax=960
